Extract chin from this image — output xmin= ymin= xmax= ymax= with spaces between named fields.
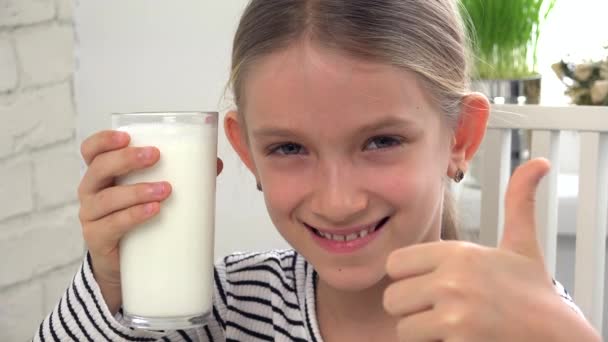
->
xmin=312 ymin=257 xmax=389 ymax=292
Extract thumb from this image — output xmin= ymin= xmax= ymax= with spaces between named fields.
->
xmin=499 ymin=158 xmax=550 ymax=261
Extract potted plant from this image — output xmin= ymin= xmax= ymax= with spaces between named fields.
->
xmin=460 ymin=0 xmax=556 ymax=103
xmin=459 ymin=0 xmax=556 ymax=176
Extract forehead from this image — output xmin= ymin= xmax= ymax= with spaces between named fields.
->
xmin=242 ymin=41 xmax=438 ymax=129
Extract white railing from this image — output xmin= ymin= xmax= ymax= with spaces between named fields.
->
xmin=479 ymin=104 xmax=608 ymax=333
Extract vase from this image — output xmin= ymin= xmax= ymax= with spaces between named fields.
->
xmin=472 ymin=76 xmax=541 ymax=105
xmin=469 ymin=76 xmax=541 ymax=185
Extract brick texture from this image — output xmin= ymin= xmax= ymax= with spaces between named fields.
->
xmin=0 ymin=2 xmax=81 ymax=339
xmin=56 ymin=0 xmax=73 ymax=21
xmin=0 ymin=160 xmax=33 ymax=220
xmin=0 ymin=0 xmax=55 ymax=27
xmin=0 ymin=281 xmax=45 ymax=342
xmin=0 ymin=35 xmax=18 ymax=92
xmin=0 ymin=205 xmax=83 ymax=287
xmin=33 ymin=143 xmax=80 ymax=209
xmin=1 ymin=82 xmax=75 ymax=153
xmin=14 ymin=24 xmax=73 ymax=87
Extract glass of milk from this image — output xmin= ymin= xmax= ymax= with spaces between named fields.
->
xmin=112 ymin=112 xmax=217 ymax=330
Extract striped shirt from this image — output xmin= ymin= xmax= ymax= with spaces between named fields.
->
xmin=34 ymin=249 xmax=583 ymax=341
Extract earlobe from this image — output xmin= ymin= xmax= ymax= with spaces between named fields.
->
xmin=448 ymin=93 xmax=490 ymax=177
xmin=224 ymin=110 xmax=258 ymax=175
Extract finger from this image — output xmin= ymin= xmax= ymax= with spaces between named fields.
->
xmin=83 ymin=202 xmax=160 ymax=253
xmin=217 ymin=157 xmax=223 ymax=176
xmin=80 ymin=130 xmax=130 ymax=166
xmin=78 ymin=146 xmax=160 ymax=196
xmin=80 ymin=182 xmax=171 ymax=222
xmin=499 ymin=158 xmax=550 ymax=260
xmin=395 ymin=309 xmax=442 ymax=342
xmin=384 ymin=274 xmax=435 ymax=317
xmin=386 ymin=241 xmax=453 ymax=280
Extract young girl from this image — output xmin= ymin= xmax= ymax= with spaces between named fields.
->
xmin=35 ymin=0 xmax=601 ymax=341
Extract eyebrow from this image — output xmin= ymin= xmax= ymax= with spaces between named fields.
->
xmin=251 ymin=116 xmax=418 ymax=139
xmin=355 ymin=116 xmax=418 ymax=134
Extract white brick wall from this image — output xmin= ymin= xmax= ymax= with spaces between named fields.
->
xmin=0 ymin=1 xmax=84 ymax=341
xmin=0 ymin=35 xmax=17 ymax=92
xmin=0 ymin=259 xmax=79 ymax=341
xmin=1 ymin=83 xmax=75 ymax=154
xmin=15 ymin=23 xmax=73 ymax=87
xmin=0 ymin=281 xmax=45 ymax=342
xmin=33 ymin=143 xmax=79 ymax=209
xmin=0 ymin=160 xmax=33 ymax=220
xmin=56 ymin=0 xmax=73 ymax=21
xmin=0 ymin=205 xmax=83 ymax=287
xmin=0 ymin=0 xmax=55 ymax=28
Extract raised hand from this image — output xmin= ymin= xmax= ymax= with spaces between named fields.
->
xmin=383 ymin=158 xmax=601 ymax=341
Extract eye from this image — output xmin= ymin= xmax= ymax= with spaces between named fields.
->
xmin=365 ymin=136 xmax=404 ymax=150
xmin=270 ymin=142 xmax=306 ymax=156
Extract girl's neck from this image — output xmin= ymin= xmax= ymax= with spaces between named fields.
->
xmin=316 ymin=274 xmax=399 ymax=341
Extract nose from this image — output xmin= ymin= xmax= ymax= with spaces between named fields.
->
xmin=310 ymin=161 xmax=368 ymax=224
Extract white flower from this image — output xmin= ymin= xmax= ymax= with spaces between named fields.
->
xmin=574 ymin=63 xmax=593 ymax=81
xmin=551 ymin=62 xmax=565 ymax=80
xmin=566 ymin=87 xmax=588 ymax=105
xmin=590 ymin=80 xmax=608 ymax=104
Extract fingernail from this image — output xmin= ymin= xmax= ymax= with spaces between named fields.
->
xmin=138 ymin=147 xmax=155 ymax=160
xmin=152 ymin=183 xmax=166 ymax=196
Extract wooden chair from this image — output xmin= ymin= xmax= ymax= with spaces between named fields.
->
xmin=477 ymin=104 xmax=607 ymax=334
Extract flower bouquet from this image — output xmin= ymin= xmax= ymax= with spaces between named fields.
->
xmin=552 ymin=51 xmax=608 ymax=105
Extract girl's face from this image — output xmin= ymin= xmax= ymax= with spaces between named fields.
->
xmin=231 ymin=42 xmax=455 ymax=292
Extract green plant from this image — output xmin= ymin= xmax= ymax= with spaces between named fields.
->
xmin=460 ymin=0 xmax=556 ymax=79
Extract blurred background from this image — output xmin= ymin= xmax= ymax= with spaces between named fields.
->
xmin=0 ymin=0 xmax=607 ymax=341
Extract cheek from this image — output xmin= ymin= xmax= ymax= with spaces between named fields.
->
xmin=367 ymin=163 xmax=439 ymax=207
xmin=368 ymin=160 xmax=445 ymax=244
xmin=367 ymin=148 xmax=446 ymax=205
xmin=258 ymin=166 xmax=308 ymax=222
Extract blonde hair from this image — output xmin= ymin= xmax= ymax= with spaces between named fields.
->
xmin=229 ymin=0 xmax=471 ymax=240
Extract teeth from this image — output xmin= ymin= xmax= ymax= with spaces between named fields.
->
xmin=315 ymin=223 xmax=380 ymax=242
xmin=345 ymin=233 xmax=358 ymax=242
xmin=331 ymin=234 xmax=345 ymax=242
xmin=312 ymin=217 xmax=390 ymax=242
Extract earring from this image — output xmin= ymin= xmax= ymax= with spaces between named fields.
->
xmin=256 ymin=182 xmax=263 ymax=191
xmin=453 ymin=169 xmax=464 ymax=183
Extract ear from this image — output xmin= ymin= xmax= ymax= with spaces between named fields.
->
xmin=447 ymin=93 xmax=490 ymax=178
xmin=224 ymin=110 xmax=258 ymax=177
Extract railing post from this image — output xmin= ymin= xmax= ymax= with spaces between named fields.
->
xmin=479 ymin=128 xmax=512 ymax=247
xmin=574 ymin=132 xmax=608 ymax=334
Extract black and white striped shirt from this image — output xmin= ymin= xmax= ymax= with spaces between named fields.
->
xmin=34 ymin=249 xmax=583 ymax=341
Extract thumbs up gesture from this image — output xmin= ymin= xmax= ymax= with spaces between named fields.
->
xmin=383 ymin=159 xmax=601 ymax=341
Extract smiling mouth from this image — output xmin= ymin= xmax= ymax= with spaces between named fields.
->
xmin=305 ymin=216 xmax=390 ymax=242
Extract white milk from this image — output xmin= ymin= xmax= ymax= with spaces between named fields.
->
xmin=116 ymin=121 xmax=217 ymax=319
